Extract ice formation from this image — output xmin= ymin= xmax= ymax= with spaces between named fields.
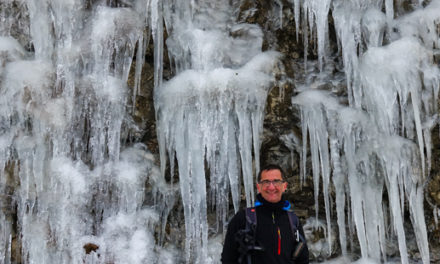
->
xmin=154 ymin=1 xmax=282 ymax=262
xmin=0 ymin=1 xmax=174 ymax=263
xmin=291 ymin=1 xmax=439 ymax=264
xmin=0 ymin=0 xmax=439 ymax=263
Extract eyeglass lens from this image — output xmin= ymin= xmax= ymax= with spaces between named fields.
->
xmin=260 ymin=180 xmax=284 ymax=187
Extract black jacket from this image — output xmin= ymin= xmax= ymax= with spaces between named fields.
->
xmin=221 ymin=194 xmax=309 ymax=264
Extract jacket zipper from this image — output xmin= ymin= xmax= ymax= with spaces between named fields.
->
xmin=272 ymin=212 xmax=281 ymax=255
xmin=277 ymin=227 xmax=281 ymax=255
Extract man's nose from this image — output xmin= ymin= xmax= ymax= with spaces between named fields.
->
xmin=266 ymin=182 xmax=277 ymax=188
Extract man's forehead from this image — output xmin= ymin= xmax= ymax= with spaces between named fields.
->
xmin=260 ymin=169 xmax=282 ymax=179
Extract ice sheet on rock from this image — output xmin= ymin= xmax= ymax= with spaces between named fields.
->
xmin=52 ymin=6 xmax=144 ymax=165
xmin=78 ymin=209 xmax=160 ymax=264
xmin=17 ymin=157 xmax=91 ymax=264
xmin=0 ymin=30 xmax=163 ymax=263
xmin=26 ymin=0 xmax=54 ymax=60
xmin=14 ymin=143 xmax=166 ymax=264
xmin=117 ymin=144 xmax=177 ymax=242
xmin=0 ymin=1 xmax=164 ymax=264
xmin=166 ymin=23 xmax=264 ymax=72
xmin=2 ymin=60 xmax=54 ymax=100
xmin=361 ymin=8 xmax=387 ymax=48
xmin=280 ymin=132 xmax=303 ymax=182
xmin=68 ymin=75 xmax=127 ymax=165
xmin=0 ymin=36 xmax=26 ymax=66
xmin=393 ymin=0 xmax=440 ymax=49
xmin=90 ymin=6 xmax=143 ymax=81
xmin=98 ymin=210 xmax=159 ymax=264
xmin=0 ymin=0 xmax=28 ymax=37
xmin=206 ymin=235 xmax=223 ymax=264
xmin=303 ymin=217 xmax=337 ymax=259
xmin=0 ymin=60 xmax=56 ymax=162
xmin=156 ymin=245 xmax=179 ymax=264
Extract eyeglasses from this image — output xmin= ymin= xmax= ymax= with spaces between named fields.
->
xmin=258 ymin=179 xmax=285 ymax=187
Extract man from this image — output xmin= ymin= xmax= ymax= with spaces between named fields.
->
xmin=221 ymin=164 xmax=309 ymax=264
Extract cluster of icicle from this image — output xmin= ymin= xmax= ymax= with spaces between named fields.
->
xmin=0 ymin=0 xmax=177 ymax=263
xmin=290 ymin=0 xmax=439 ymax=263
xmin=154 ymin=1 xmax=284 ymax=263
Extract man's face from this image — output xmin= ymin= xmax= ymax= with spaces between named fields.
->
xmin=256 ymin=169 xmax=287 ymax=203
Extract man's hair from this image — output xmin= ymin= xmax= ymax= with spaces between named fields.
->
xmin=257 ymin=164 xmax=285 ymax=182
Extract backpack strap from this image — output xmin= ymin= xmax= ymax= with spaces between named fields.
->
xmin=287 ymin=210 xmax=306 ymax=242
xmin=245 ymin=207 xmax=257 ymax=230
xmin=243 ymin=207 xmax=258 ymax=264
xmin=287 ymin=210 xmax=299 ymax=242
xmin=287 ymin=210 xmax=306 ymax=260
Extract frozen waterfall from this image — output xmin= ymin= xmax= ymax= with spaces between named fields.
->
xmin=0 ymin=0 xmax=439 ymax=263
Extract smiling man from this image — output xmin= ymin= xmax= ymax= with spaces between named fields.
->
xmin=221 ymin=164 xmax=309 ymax=264
xmin=256 ymin=166 xmax=287 ymax=203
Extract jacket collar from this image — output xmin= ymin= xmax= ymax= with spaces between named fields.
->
xmin=255 ymin=193 xmax=291 ymax=211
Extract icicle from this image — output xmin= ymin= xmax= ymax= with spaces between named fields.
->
xmin=275 ymin=0 xmax=283 ymax=29
xmin=293 ymin=0 xmax=300 ymax=41
xmin=302 ymin=0 xmax=331 ymax=71
xmin=434 ymin=207 xmax=439 ymax=227
xmin=280 ymin=132 xmax=303 ymax=184
xmin=332 ymin=1 xmax=363 ymax=107
xmin=329 ymin=136 xmax=347 ymax=256
xmin=384 ymin=0 xmax=394 ymax=36
xmin=131 ymin=0 xmax=152 ymax=110
xmin=292 ymin=90 xmax=341 ymax=253
xmin=151 ymin=0 xmax=164 ymax=91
